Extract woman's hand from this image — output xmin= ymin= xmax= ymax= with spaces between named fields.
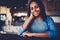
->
xmin=22 ymin=32 xmax=33 ymax=37
xmin=23 ymin=13 xmax=34 ymax=29
xmin=30 ymin=13 xmax=34 ymax=19
xmin=22 ymin=32 xmax=49 ymax=38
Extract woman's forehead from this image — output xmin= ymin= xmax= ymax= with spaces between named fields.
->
xmin=30 ymin=2 xmax=38 ymax=7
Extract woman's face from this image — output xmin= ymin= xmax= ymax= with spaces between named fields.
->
xmin=30 ymin=1 xmax=40 ymax=17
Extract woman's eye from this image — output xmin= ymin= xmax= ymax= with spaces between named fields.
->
xmin=30 ymin=6 xmax=39 ymax=10
xmin=30 ymin=7 xmax=33 ymax=10
xmin=35 ymin=6 xmax=39 ymax=8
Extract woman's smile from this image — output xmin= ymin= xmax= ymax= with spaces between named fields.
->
xmin=33 ymin=11 xmax=40 ymax=16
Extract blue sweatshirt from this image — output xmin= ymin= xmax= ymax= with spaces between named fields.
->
xmin=28 ymin=16 xmax=58 ymax=38
xmin=18 ymin=16 xmax=58 ymax=38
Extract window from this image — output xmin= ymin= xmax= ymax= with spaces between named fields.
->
xmin=47 ymin=0 xmax=60 ymax=11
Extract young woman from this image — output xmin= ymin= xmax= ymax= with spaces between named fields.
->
xmin=18 ymin=0 xmax=57 ymax=38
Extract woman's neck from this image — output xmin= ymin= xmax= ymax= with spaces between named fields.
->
xmin=35 ymin=16 xmax=42 ymax=20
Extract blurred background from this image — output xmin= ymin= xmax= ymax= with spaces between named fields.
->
xmin=0 ymin=0 xmax=60 ymax=40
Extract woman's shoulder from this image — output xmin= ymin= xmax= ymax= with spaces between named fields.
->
xmin=45 ymin=16 xmax=54 ymax=23
xmin=46 ymin=16 xmax=53 ymax=20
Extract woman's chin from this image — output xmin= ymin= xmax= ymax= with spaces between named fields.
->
xmin=33 ymin=13 xmax=40 ymax=17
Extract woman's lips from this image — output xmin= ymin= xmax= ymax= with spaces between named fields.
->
xmin=34 ymin=11 xmax=39 ymax=14
xmin=32 ymin=12 xmax=39 ymax=16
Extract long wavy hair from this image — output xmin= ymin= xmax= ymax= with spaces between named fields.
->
xmin=28 ymin=0 xmax=47 ymax=20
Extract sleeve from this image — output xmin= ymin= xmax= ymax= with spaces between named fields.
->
xmin=47 ymin=17 xmax=58 ymax=38
xmin=18 ymin=27 xmax=26 ymax=36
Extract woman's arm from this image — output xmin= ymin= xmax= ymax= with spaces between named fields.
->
xmin=18 ymin=16 xmax=33 ymax=35
xmin=47 ymin=17 xmax=58 ymax=38
xmin=22 ymin=32 xmax=49 ymax=37
xmin=31 ymin=32 xmax=49 ymax=37
xmin=18 ymin=13 xmax=34 ymax=36
xmin=23 ymin=13 xmax=34 ymax=29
